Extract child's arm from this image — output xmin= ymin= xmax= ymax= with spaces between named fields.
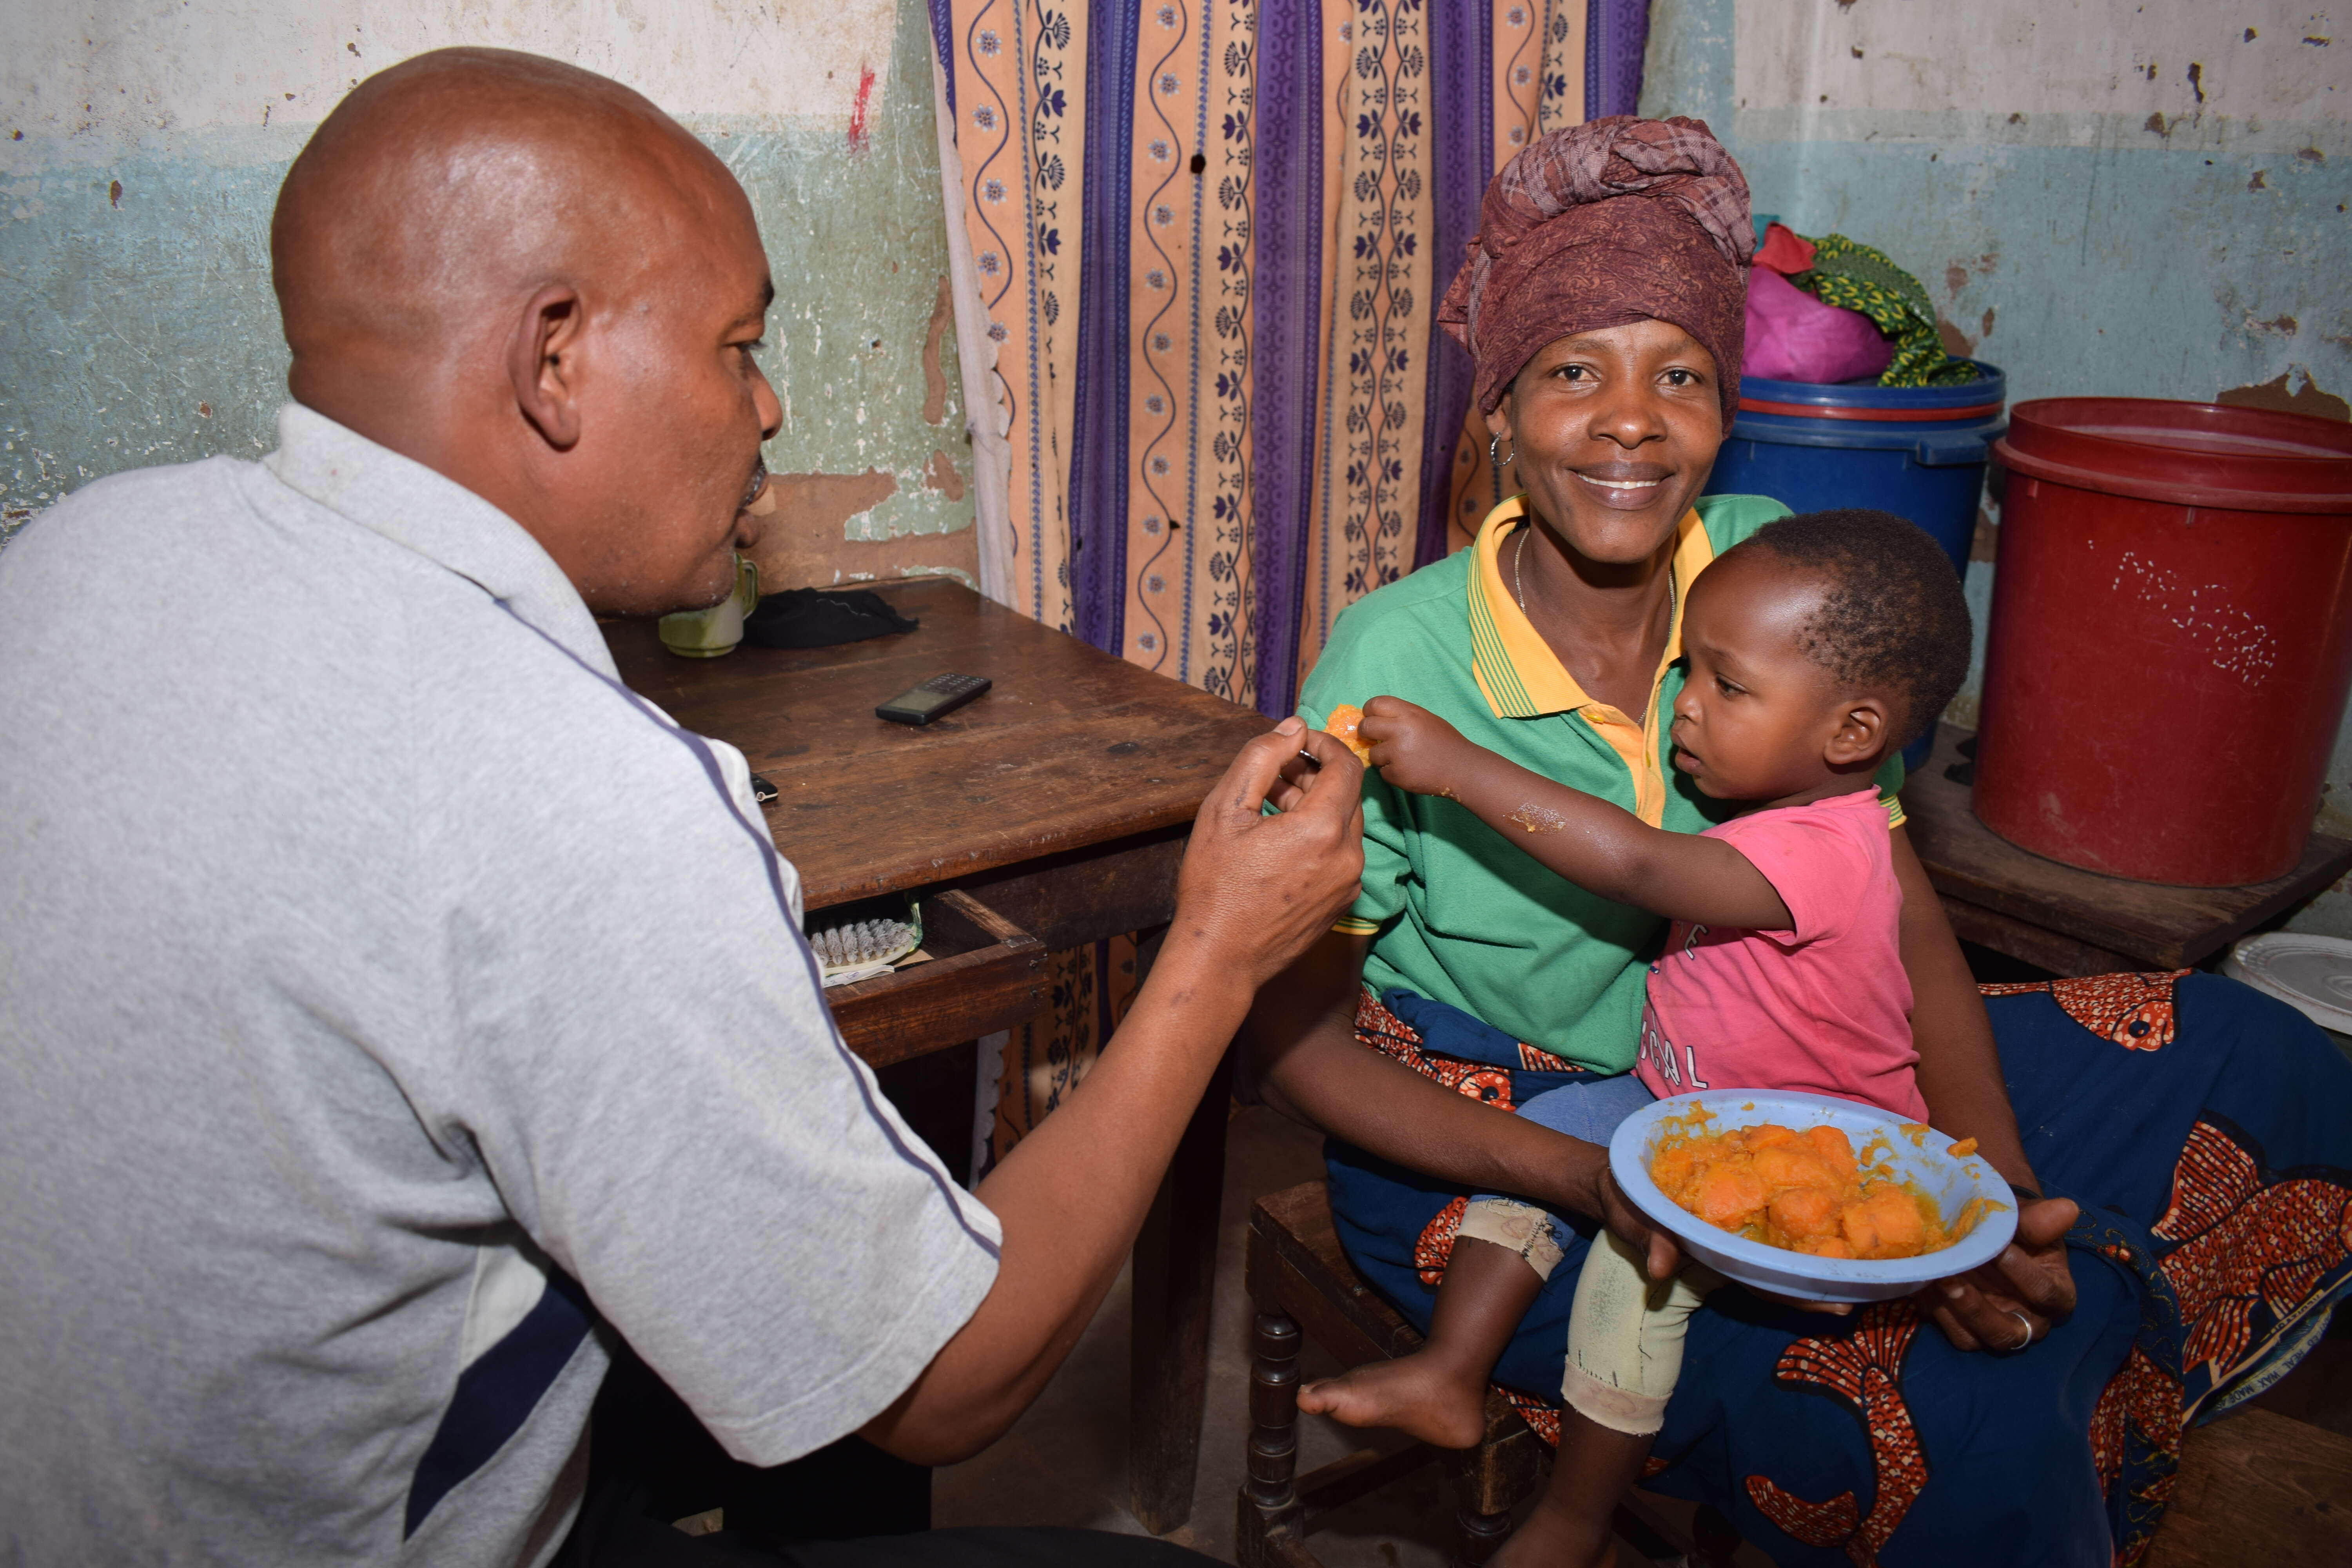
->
xmin=1354 ymin=695 xmax=1793 ymax=931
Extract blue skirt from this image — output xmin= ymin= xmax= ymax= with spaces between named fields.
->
xmin=1326 ymin=974 xmax=2352 ymax=1566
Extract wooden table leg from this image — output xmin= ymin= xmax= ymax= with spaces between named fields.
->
xmin=1128 ymin=1043 xmax=1234 ymax=1535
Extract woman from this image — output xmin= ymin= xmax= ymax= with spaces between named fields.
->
xmin=1248 ymin=116 xmax=2352 ymax=1566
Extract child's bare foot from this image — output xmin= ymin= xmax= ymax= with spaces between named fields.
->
xmin=1295 ymin=1352 xmax=1491 ymax=1449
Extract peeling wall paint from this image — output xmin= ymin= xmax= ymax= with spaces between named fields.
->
xmin=0 ymin=0 xmax=972 ymax=582
xmin=1645 ymin=0 xmax=2352 ymax=937
xmin=1 ymin=1 xmax=900 ymax=148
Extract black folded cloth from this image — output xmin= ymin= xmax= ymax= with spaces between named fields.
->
xmin=744 ymin=587 xmax=920 ymax=649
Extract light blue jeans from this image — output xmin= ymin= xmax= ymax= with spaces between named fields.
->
xmin=1457 ymin=1073 xmax=1657 ymax=1276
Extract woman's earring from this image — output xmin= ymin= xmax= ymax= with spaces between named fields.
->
xmin=1488 ymin=433 xmax=1516 ymax=468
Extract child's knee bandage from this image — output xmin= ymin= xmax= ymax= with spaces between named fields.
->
xmin=1456 ymin=1196 xmax=1566 ymax=1279
xmin=1560 ymin=1229 xmax=1719 ymax=1437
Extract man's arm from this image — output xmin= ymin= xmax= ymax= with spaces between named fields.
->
xmin=860 ymin=720 xmax=1366 ymax=1465
xmin=1356 ymin=696 xmax=1790 ymax=930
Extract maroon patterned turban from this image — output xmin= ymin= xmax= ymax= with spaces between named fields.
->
xmin=1438 ymin=115 xmax=1754 ymax=422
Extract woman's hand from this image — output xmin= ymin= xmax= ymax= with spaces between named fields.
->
xmin=1356 ymin=696 xmax=1473 ymax=797
xmin=1920 ymin=1196 xmax=2080 ymax=1352
xmin=1587 ymin=1163 xmax=1686 ymax=1284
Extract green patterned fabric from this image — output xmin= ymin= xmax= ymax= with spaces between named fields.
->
xmin=1790 ymin=233 xmax=1982 ymax=387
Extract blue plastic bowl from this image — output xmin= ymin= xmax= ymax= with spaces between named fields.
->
xmin=1706 ymin=362 xmax=2007 ymax=773
xmin=1607 ymin=1089 xmax=2018 ymax=1304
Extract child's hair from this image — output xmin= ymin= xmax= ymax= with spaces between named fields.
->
xmin=1737 ymin=508 xmax=1972 ymax=746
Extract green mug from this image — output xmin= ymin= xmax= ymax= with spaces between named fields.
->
xmin=659 ymin=554 xmax=761 ymax=659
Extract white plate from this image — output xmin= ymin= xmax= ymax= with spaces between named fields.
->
xmin=1607 ymin=1089 xmax=2019 ymax=1304
xmin=2223 ymin=933 xmax=2352 ymax=1035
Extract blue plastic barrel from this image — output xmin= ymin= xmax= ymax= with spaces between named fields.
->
xmin=1704 ymin=362 xmax=2006 ymax=771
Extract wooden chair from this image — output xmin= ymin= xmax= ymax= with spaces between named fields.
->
xmin=1235 ymin=1180 xmax=2352 ymax=1568
xmin=1234 ymin=1180 xmax=1742 ymax=1568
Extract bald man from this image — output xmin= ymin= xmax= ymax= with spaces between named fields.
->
xmin=0 ymin=50 xmax=1363 ymax=1568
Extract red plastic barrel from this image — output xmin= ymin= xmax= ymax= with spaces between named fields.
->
xmin=1976 ymin=399 xmax=2352 ymax=886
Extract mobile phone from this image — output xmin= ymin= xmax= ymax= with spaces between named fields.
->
xmin=876 ymin=672 xmax=993 ymax=726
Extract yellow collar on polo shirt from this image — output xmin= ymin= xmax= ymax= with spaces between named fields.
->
xmin=1466 ymin=495 xmax=1717 ymax=720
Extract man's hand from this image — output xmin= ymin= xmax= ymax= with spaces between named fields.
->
xmin=1921 ymin=1196 xmax=2078 ymax=1352
xmin=1171 ymin=717 xmax=1365 ymax=993
xmin=1356 ymin=695 xmax=1473 ymax=798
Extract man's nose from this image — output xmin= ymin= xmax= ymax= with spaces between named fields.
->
xmin=752 ymin=366 xmax=784 ymax=441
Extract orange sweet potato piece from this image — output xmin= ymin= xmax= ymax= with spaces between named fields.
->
xmin=1842 ymin=1188 xmax=1927 ymax=1258
xmin=1751 ymin=1143 xmax=1836 ymax=1193
xmin=1694 ymin=1165 xmax=1769 ymax=1229
xmin=1768 ymin=1184 xmax=1844 ymax=1241
xmin=1649 ymin=1143 xmax=1697 ymax=1191
xmin=1323 ymin=704 xmax=1374 ymax=764
xmin=1804 ymin=1124 xmax=1858 ymax=1179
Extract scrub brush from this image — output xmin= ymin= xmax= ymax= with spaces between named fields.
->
xmin=809 ymin=910 xmax=921 ymax=988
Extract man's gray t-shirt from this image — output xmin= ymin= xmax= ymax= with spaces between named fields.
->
xmin=0 ymin=406 xmax=1002 ymax=1565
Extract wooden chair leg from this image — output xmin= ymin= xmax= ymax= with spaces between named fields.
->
xmin=1236 ymin=1310 xmax=1306 ymax=1568
xmin=1449 ymin=1494 xmax=1515 ymax=1567
xmin=1692 ymin=1502 xmax=1744 ymax=1567
xmin=1445 ymin=1408 xmax=1541 ymax=1567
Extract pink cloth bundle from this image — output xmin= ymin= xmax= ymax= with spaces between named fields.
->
xmin=1742 ymin=223 xmax=1893 ymax=385
xmin=1744 ymin=267 xmax=1895 ymax=385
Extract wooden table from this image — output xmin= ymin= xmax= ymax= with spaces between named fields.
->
xmin=606 ymin=577 xmax=1267 ymax=1534
xmin=1902 ymin=723 xmax=2352 ymax=976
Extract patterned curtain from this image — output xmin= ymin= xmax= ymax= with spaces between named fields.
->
xmin=932 ymin=1 xmax=1652 ymax=1171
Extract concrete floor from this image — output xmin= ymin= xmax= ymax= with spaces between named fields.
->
xmin=933 ymin=1106 xmax=1708 ymax=1566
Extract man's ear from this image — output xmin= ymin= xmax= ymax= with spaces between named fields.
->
xmin=508 ymin=283 xmax=585 ymax=450
xmin=1824 ymin=696 xmax=1891 ymax=769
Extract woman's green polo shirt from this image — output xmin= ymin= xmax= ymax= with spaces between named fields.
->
xmin=1296 ymin=494 xmax=1906 ymax=1073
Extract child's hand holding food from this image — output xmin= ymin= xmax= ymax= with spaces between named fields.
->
xmin=1353 ymin=696 xmax=1472 ymax=797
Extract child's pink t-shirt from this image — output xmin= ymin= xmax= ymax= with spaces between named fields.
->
xmin=1633 ymin=787 xmax=1928 ymax=1120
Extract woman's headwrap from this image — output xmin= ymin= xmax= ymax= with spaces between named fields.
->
xmin=1438 ymin=116 xmax=1754 ymax=421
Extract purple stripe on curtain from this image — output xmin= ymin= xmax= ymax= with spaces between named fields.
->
xmin=1585 ymin=0 xmax=1652 ymax=120
xmin=1069 ymin=7 xmax=1138 ymax=656
xmin=929 ymin=0 xmax=955 ymax=121
xmin=1247 ymin=8 xmax=1323 ymax=718
xmin=1414 ymin=4 xmax=1492 ymax=572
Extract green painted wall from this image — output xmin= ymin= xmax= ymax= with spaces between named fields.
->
xmin=0 ymin=0 xmax=969 ymax=559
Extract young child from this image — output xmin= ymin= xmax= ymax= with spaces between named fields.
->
xmin=1299 ymin=508 xmax=1972 ymax=1568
